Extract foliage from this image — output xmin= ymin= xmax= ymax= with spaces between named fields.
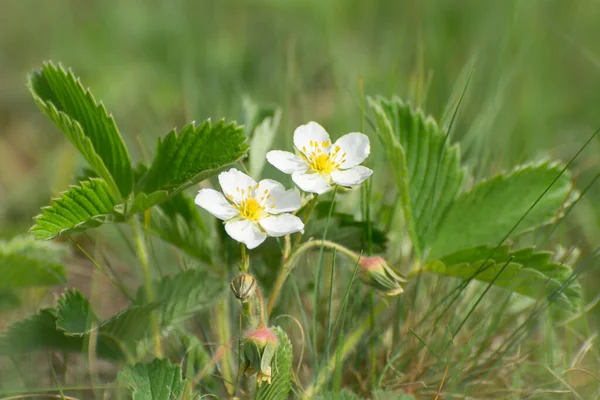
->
xmin=118 ymin=358 xmax=189 ymax=400
xmin=0 ymin=236 xmax=67 ymax=288
xmin=369 ymin=96 xmax=466 ymax=259
xmin=0 ymin=54 xmax=594 ymax=400
xmin=254 ymin=326 xmax=293 ymax=400
xmin=429 ymin=162 xmax=577 ymax=259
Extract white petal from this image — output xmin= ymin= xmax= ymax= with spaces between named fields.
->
xmin=224 ymin=220 xmax=267 ymax=249
xmin=259 ymin=214 xmax=304 ymax=237
xmin=266 ymin=150 xmax=308 ymax=174
xmin=218 ymin=168 xmax=258 ymax=203
xmin=293 ymin=121 xmax=331 ymax=155
xmin=292 ymin=171 xmax=332 ymax=194
xmin=331 ymin=132 xmax=370 ymax=169
xmin=194 ymin=189 xmax=239 ymax=220
xmin=331 ymin=166 xmax=373 ymax=187
xmin=257 ymin=179 xmax=302 ymax=214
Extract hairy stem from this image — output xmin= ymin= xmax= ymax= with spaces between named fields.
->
xmin=216 ymin=297 xmax=235 ymax=396
xmin=131 ymin=215 xmax=162 ymax=357
xmin=266 ymin=240 xmax=360 ymax=318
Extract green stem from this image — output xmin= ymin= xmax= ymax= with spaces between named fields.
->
xmin=131 ymin=216 xmax=162 ymax=357
xmin=303 ymin=300 xmax=388 ymax=398
xmin=266 ymin=240 xmax=360 ymax=318
xmin=240 ymin=243 xmax=249 ymax=272
xmin=255 ymin=285 xmax=267 ymax=329
xmin=216 ymin=297 xmax=235 ymax=396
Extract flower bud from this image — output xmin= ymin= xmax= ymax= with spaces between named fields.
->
xmin=241 ymin=327 xmax=279 ymax=385
xmin=231 ymin=273 xmax=256 ymax=301
xmin=359 ymin=256 xmax=407 ymax=296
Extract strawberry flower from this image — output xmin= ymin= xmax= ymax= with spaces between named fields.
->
xmin=195 ymin=168 xmax=304 ymax=249
xmin=266 ymin=121 xmax=373 ymax=194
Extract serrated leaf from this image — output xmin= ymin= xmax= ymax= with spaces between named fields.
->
xmin=425 ymin=245 xmax=582 ymax=310
xmin=0 ymin=307 xmax=135 ymax=360
xmin=138 ymin=120 xmax=248 ymax=195
xmin=56 ymin=289 xmax=99 ymax=335
xmin=369 ymin=96 xmax=466 ymax=259
xmin=0 ymin=310 xmax=85 ymax=356
xmin=0 ymin=236 xmax=67 ymax=288
xmin=99 ymin=303 xmax=163 ymax=346
xmin=118 ymin=358 xmax=188 ymax=400
xmin=31 ymin=178 xmax=119 ymax=240
xmin=148 ymin=193 xmax=212 ymax=264
xmin=135 ymin=269 xmax=225 ymax=326
xmin=255 ymin=326 xmax=293 ymax=400
xmin=29 ymin=62 xmax=133 ymax=198
xmin=429 ymin=162 xmax=577 ymax=259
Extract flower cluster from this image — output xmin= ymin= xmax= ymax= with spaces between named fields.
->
xmin=195 ymin=121 xmax=372 ymax=248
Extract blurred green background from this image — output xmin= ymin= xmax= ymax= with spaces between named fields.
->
xmin=2 ymin=0 xmax=600 ymax=251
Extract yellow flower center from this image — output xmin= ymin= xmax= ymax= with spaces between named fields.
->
xmin=301 ymin=141 xmax=346 ymax=175
xmin=239 ymin=197 xmax=264 ymax=221
xmin=230 ymin=185 xmax=274 ymax=221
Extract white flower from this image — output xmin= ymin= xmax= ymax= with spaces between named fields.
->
xmin=266 ymin=121 xmax=373 ymax=194
xmin=195 ymin=168 xmax=304 ymax=249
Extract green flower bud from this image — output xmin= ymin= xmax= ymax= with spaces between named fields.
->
xmin=359 ymin=256 xmax=407 ymax=296
xmin=231 ymin=272 xmax=256 ymax=301
xmin=241 ymin=327 xmax=279 ymax=385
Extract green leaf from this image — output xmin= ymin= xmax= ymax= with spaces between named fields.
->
xmin=255 ymin=326 xmax=293 ymax=400
xmin=306 ymin=201 xmax=387 ymax=253
xmin=135 ymin=269 xmax=225 ymax=326
xmin=429 ymin=162 xmax=577 ymax=259
xmin=138 ymin=119 xmax=248 ymax=195
xmin=99 ymin=303 xmax=162 ymax=346
xmin=56 ymin=289 xmax=99 ymax=335
xmin=0 ymin=236 xmax=67 ymax=288
xmin=30 ymin=178 xmax=119 ymax=240
xmin=0 ymin=310 xmax=85 ymax=356
xmin=0 ymin=304 xmax=144 ymax=360
xmin=249 ymin=108 xmax=282 ymax=177
xmin=148 ymin=193 xmax=212 ymax=264
xmin=29 ymin=62 xmax=133 ymax=198
xmin=425 ymin=245 xmax=582 ymax=310
xmin=369 ymin=96 xmax=466 ymax=259
xmin=118 ymin=358 xmax=188 ymax=400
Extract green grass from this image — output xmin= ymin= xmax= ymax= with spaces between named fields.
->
xmin=1 ymin=0 xmax=600 ymax=398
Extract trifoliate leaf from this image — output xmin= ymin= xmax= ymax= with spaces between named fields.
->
xmin=118 ymin=358 xmax=188 ymax=400
xmin=30 ymin=178 xmax=120 ymax=240
xmin=369 ymin=96 xmax=466 ymax=259
xmin=255 ymin=326 xmax=293 ymax=400
xmin=138 ymin=119 xmax=248 ymax=195
xmin=29 ymin=62 xmax=133 ymax=198
xmin=429 ymin=162 xmax=577 ymax=259
xmin=425 ymin=245 xmax=581 ymax=310
xmin=0 ymin=236 xmax=67 ymax=288
xmin=56 ymin=289 xmax=99 ymax=335
xmin=135 ymin=269 xmax=225 ymax=326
